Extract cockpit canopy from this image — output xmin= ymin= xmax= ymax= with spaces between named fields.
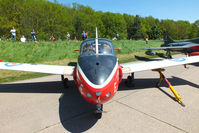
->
xmin=80 ymin=38 xmax=115 ymax=56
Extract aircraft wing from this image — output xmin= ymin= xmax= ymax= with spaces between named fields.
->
xmin=142 ymin=42 xmax=199 ymax=50
xmin=121 ymin=56 xmax=199 ymax=73
xmin=0 ymin=62 xmax=74 ymax=76
xmin=142 ymin=45 xmax=190 ymax=50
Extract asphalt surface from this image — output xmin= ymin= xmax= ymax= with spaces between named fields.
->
xmin=0 ymin=55 xmax=199 ymax=133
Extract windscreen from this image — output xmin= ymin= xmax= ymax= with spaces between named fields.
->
xmin=80 ymin=39 xmax=115 ymax=56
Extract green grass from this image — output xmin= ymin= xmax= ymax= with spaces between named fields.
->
xmin=0 ymin=39 xmax=165 ymax=83
xmin=0 ymin=73 xmax=49 ymax=83
xmin=0 ymin=40 xmax=162 ymax=63
xmin=0 ymin=40 xmax=81 ymax=63
xmin=114 ymin=40 xmax=162 ymax=54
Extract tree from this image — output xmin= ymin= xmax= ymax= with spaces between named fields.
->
xmin=129 ymin=15 xmax=142 ymax=40
xmin=147 ymin=26 xmax=162 ymax=39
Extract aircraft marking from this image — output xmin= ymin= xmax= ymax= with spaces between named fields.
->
xmin=4 ymin=63 xmax=23 ymax=67
xmin=168 ymin=58 xmax=186 ymax=62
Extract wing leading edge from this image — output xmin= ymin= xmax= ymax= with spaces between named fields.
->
xmin=142 ymin=43 xmax=198 ymax=50
xmin=0 ymin=62 xmax=74 ymax=76
xmin=121 ymin=56 xmax=199 ymax=73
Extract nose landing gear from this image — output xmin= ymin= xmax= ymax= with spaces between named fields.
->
xmin=95 ymin=104 xmax=103 ymax=119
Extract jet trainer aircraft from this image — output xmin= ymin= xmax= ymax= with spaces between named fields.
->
xmin=1 ymin=29 xmax=199 ymax=118
xmin=143 ymin=33 xmax=199 ymax=58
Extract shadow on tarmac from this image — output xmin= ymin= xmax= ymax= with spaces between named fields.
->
xmin=0 ymin=75 xmax=199 ymax=132
xmin=190 ymin=62 xmax=199 ymax=67
xmin=58 ymin=83 xmax=98 ymax=132
xmin=0 ymin=80 xmax=98 ymax=132
xmin=119 ymin=76 xmax=199 ymax=91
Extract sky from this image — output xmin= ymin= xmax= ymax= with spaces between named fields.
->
xmin=48 ymin=0 xmax=199 ymax=23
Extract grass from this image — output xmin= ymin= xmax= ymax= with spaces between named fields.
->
xmin=0 ymin=39 xmax=166 ymax=83
xmin=0 ymin=40 xmax=81 ymax=63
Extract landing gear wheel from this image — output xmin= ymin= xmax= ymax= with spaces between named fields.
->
xmin=95 ymin=104 xmax=103 ymax=119
xmin=95 ymin=113 xmax=102 ymax=119
xmin=61 ymin=75 xmax=69 ymax=88
xmin=125 ymin=73 xmax=135 ymax=87
xmin=63 ymin=78 xmax=69 ymax=88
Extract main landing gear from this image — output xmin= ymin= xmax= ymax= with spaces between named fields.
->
xmin=166 ymin=50 xmax=172 ymax=59
xmin=125 ymin=73 xmax=135 ymax=87
xmin=61 ymin=75 xmax=69 ymax=88
xmin=152 ymin=68 xmax=185 ymax=107
xmin=95 ymin=104 xmax=103 ymax=119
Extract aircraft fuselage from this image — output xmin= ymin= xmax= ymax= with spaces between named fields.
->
xmin=72 ymin=39 xmax=123 ymax=104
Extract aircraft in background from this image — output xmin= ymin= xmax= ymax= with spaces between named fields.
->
xmin=1 ymin=28 xmax=199 ymax=118
xmin=143 ymin=33 xmax=199 ymax=58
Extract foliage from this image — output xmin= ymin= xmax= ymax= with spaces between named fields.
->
xmin=0 ymin=0 xmax=199 ymax=41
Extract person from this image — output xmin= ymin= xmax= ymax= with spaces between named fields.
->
xmin=112 ymin=37 xmax=117 ymax=40
xmin=66 ymin=32 xmax=70 ymax=40
xmin=31 ymin=29 xmax=36 ymax=41
xmin=50 ymin=36 xmax=55 ymax=42
xmin=85 ymin=32 xmax=88 ymax=39
xmin=116 ymin=32 xmax=119 ymax=40
xmin=73 ymin=36 xmax=78 ymax=41
xmin=82 ymin=31 xmax=86 ymax=40
xmin=10 ymin=27 xmax=16 ymax=41
xmin=145 ymin=37 xmax=148 ymax=44
xmin=20 ymin=35 xmax=26 ymax=42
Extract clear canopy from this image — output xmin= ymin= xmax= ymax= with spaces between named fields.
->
xmin=80 ymin=39 xmax=115 ymax=56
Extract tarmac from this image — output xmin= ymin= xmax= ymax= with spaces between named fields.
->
xmin=0 ymin=55 xmax=199 ymax=133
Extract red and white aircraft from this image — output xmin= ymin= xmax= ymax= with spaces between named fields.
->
xmin=1 ymin=29 xmax=199 ymax=118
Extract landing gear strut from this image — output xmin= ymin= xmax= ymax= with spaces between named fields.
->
xmin=152 ymin=68 xmax=185 ymax=106
xmin=125 ymin=73 xmax=135 ymax=87
xmin=166 ymin=50 xmax=172 ymax=59
xmin=61 ymin=75 xmax=69 ymax=88
xmin=95 ymin=104 xmax=103 ymax=119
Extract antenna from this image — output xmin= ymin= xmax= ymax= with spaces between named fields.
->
xmin=96 ymin=27 xmax=99 ymax=54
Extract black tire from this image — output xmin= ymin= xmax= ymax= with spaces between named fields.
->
xmin=62 ymin=78 xmax=69 ymax=88
xmin=95 ymin=113 xmax=102 ymax=119
xmin=125 ymin=76 xmax=135 ymax=87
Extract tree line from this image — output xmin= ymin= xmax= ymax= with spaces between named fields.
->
xmin=0 ymin=0 xmax=199 ymax=41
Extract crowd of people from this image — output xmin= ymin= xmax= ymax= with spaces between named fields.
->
xmin=7 ymin=27 xmax=92 ymax=43
xmin=7 ymin=27 xmax=128 ymax=43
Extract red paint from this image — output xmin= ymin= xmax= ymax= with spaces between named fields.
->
xmin=74 ymin=49 xmax=80 ymax=51
xmin=114 ymin=48 xmax=120 ymax=50
xmin=73 ymin=65 xmax=123 ymax=104
xmin=0 ymin=59 xmax=2 ymax=62
xmin=189 ymin=52 xmax=199 ymax=56
xmin=190 ymin=46 xmax=199 ymax=50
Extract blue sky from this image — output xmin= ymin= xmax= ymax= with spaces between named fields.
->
xmin=49 ymin=0 xmax=199 ymax=23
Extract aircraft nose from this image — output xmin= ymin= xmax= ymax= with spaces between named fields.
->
xmin=79 ymin=55 xmax=117 ymax=85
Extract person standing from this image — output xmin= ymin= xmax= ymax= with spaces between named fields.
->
xmin=145 ymin=37 xmax=148 ymax=44
xmin=116 ymin=32 xmax=119 ymax=40
xmin=82 ymin=31 xmax=86 ymax=40
xmin=31 ymin=29 xmax=36 ymax=41
xmin=66 ymin=32 xmax=70 ymax=40
xmin=10 ymin=27 xmax=16 ymax=41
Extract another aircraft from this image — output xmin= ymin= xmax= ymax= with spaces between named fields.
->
xmin=1 ymin=29 xmax=199 ymax=118
xmin=143 ymin=33 xmax=199 ymax=58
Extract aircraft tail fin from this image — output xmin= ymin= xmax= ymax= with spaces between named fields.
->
xmin=164 ymin=33 xmax=175 ymax=44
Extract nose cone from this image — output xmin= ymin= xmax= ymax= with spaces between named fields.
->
xmin=78 ymin=55 xmax=117 ymax=85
